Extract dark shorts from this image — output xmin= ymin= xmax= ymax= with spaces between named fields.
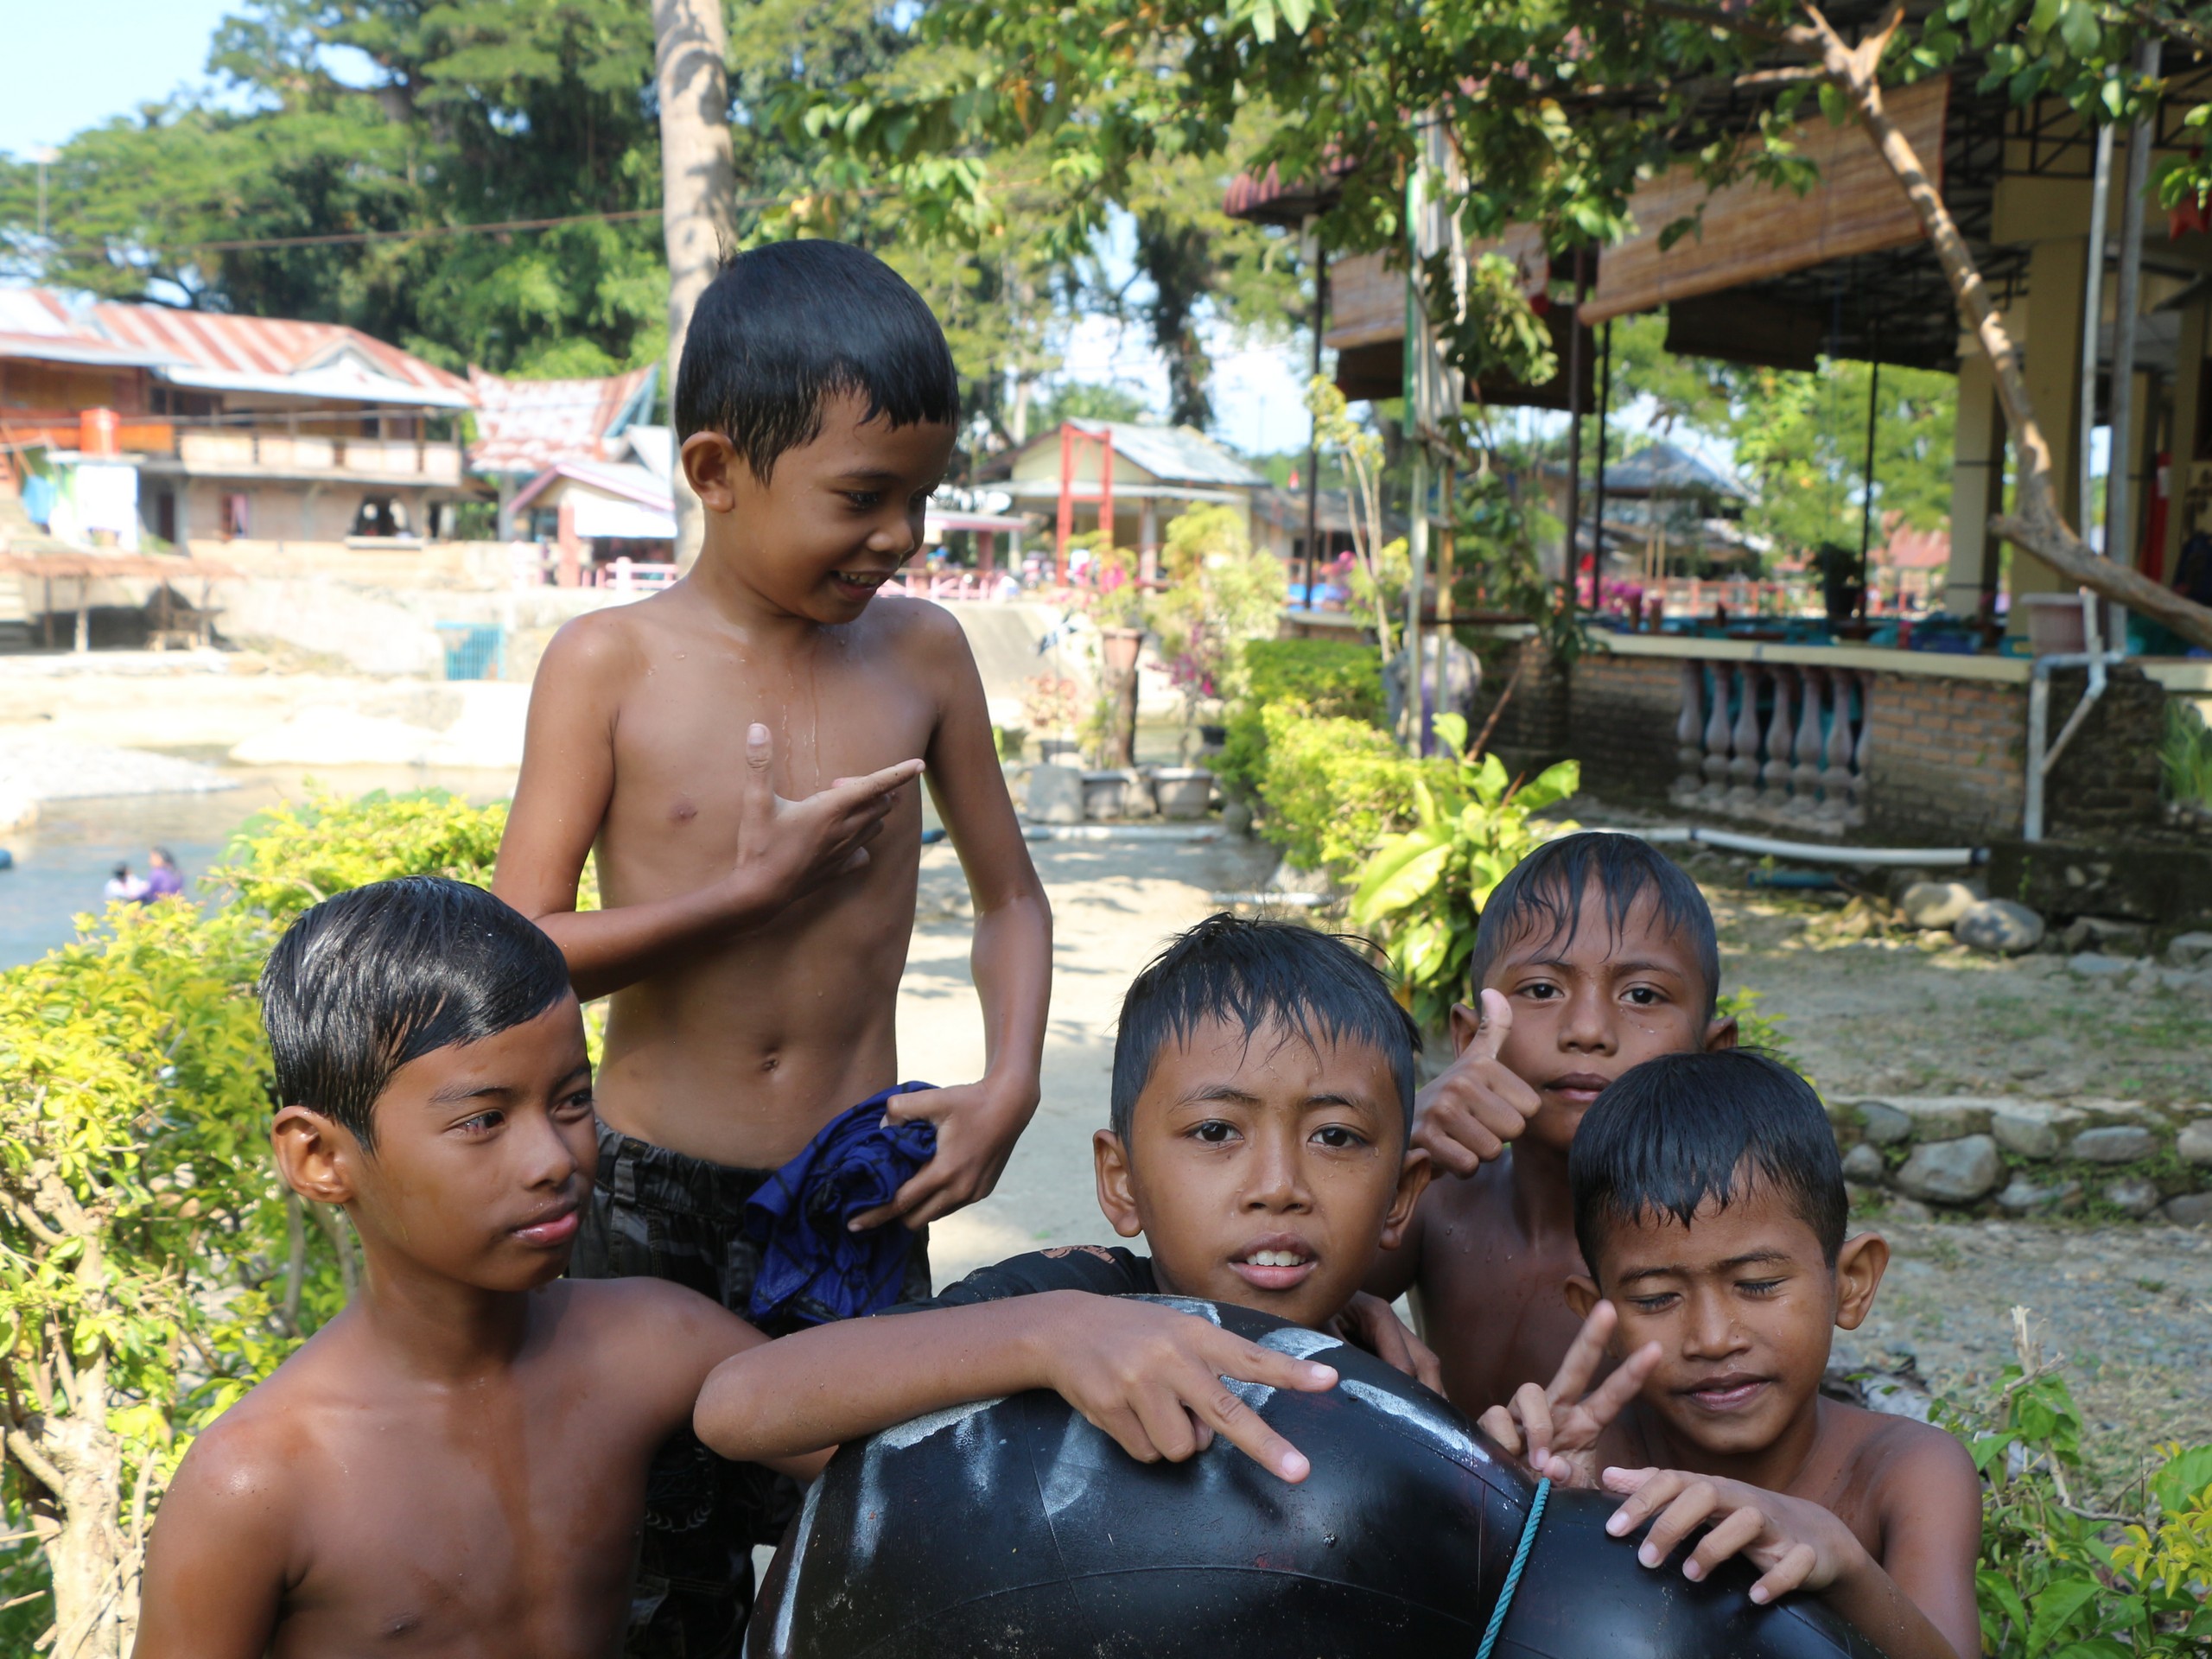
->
xmin=573 ymin=1122 xmax=932 ymax=1659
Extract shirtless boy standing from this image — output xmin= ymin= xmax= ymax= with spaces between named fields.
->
xmin=491 ymin=240 xmax=1051 ymax=1644
xmin=1479 ymin=1050 xmax=1982 ymax=1659
xmin=1364 ymin=833 xmax=1736 ymax=1415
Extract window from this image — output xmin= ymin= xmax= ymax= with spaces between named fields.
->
xmin=222 ymin=493 xmax=250 ymax=538
xmin=352 ymin=496 xmax=411 ymax=537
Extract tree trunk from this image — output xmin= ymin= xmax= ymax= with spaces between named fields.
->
xmin=652 ymin=0 xmax=737 ymax=574
xmin=10 ymin=1404 xmax=137 ymax=1658
xmin=1799 ymin=3 xmax=2212 ymax=650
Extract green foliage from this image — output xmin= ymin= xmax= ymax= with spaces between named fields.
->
xmin=2160 ymin=701 xmax=2212 ymax=811
xmin=1252 ymin=704 xmax=1431 ymax=875
xmin=1347 ymin=721 xmax=1578 ymax=1027
xmin=1939 ymin=1322 xmax=2212 ymax=1658
xmin=209 ymin=789 xmax=509 ymax=921
xmin=1150 ymin=504 xmax=1287 ymax=725
xmin=1215 ymin=638 xmax=1387 ymax=801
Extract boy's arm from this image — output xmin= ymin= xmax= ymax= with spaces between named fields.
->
xmin=1599 ymin=1441 xmax=1980 ymax=1659
xmin=614 ymin=1279 xmax=833 ymax=1482
xmin=131 ymin=1427 xmax=291 ymax=1659
xmin=493 ymin=620 xmax=922 ymax=1001
xmin=695 ymin=1291 xmax=1335 ymax=1481
xmin=858 ymin=608 xmax=1052 ymax=1230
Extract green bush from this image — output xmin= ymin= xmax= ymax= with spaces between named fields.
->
xmin=1254 ymin=704 xmax=1435 ymax=875
xmin=1216 ymin=638 xmax=1387 ymax=802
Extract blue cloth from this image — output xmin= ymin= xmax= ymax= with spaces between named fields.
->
xmin=741 ymin=1084 xmax=938 ymax=1326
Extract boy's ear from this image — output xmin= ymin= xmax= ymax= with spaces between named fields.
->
xmin=680 ymin=431 xmax=744 ymax=514
xmin=1704 ymin=1010 xmax=1739 ymax=1052
xmin=272 ymin=1105 xmax=360 ymax=1207
xmin=1832 ymin=1231 xmax=1888 ymax=1331
xmin=1447 ymin=1001 xmax=1483 ymax=1058
xmin=1564 ymin=1274 xmax=1602 ymax=1322
xmin=1092 ymin=1129 xmax=1145 ymax=1241
xmin=1377 ymin=1146 xmax=1433 ymax=1251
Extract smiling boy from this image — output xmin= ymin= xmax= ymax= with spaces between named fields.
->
xmin=492 ymin=241 xmax=1051 ymax=1644
xmin=1480 ymin=1050 xmax=1981 ymax=1659
xmin=695 ymin=915 xmax=1439 ymax=1465
xmin=1365 ymin=833 xmax=1736 ymax=1415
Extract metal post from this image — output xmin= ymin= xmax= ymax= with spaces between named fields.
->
xmin=1561 ymin=250 xmax=1587 ymax=621
xmin=1859 ymin=349 xmax=1882 ymax=617
xmin=2104 ymin=38 xmax=2159 ymax=653
xmin=1303 ymin=239 xmax=1328 ymax=607
xmin=1592 ymin=319 xmax=1612 ymax=610
xmin=2081 ymin=118 xmax=2114 ymax=523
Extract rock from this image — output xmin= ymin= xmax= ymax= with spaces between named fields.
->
xmin=2066 ymin=951 xmax=2135 ymax=980
xmin=1894 ymin=1135 xmax=2002 ymax=1204
xmin=2161 ymin=1192 xmax=2212 ymax=1226
xmin=1024 ymin=764 xmax=1084 ymax=825
xmin=2102 ymin=1179 xmax=2163 ymax=1219
xmin=1955 ymin=899 xmax=2044 ymax=955
xmin=2169 ymin=931 xmax=2212 ymax=969
xmin=1997 ymin=1177 xmax=2084 ymax=1215
xmin=2179 ymin=1119 xmax=2212 ymax=1166
xmin=1882 ymin=867 xmax=1934 ymax=903
xmin=1841 ymin=1143 xmax=1888 ymax=1183
xmin=2060 ymin=915 xmax=2152 ymax=956
xmin=1884 ymin=1196 xmax=1935 ymax=1222
xmin=1900 ymin=881 xmax=1981 ymax=930
xmin=2070 ymin=1125 xmax=2158 ymax=1164
xmin=1992 ymin=1102 xmax=2079 ymax=1160
xmin=1893 ymin=1097 xmax=1995 ymax=1139
xmin=1854 ymin=1101 xmax=1916 ymax=1147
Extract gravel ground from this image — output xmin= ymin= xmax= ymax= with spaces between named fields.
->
xmin=0 ymin=734 xmax=236 ymax=804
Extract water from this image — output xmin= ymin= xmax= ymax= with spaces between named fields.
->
xmin=0 ymin=765 xmax=517 ymax=969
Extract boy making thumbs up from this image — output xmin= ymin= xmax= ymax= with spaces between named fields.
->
xmin=1363 ymin=833 xmax=1737 ymax=1417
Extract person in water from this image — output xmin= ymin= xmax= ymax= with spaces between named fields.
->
xmin=1365 ymin=832 xmax=1738 ymax=1416
xmin=134 ymin=879 xmax=1278 ymax=1658
xmin=1480 ymin=1049 xmax=1981 ymax=1659
xmin=696 ymin=914 xmax=1439 ymax=1470
xmin=490 ymin=239 xmax=1052 ymax=1643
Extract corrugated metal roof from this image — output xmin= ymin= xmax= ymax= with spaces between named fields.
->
xmin=468 ymin=365 xmax=659 ymax=474
xmin=0 ymin=289 xmax=181 ymax=369
xmin=510 ymin=457 xmax=671 ymax=514
xmin=982 ymin=419 xmax=1267 ymax=490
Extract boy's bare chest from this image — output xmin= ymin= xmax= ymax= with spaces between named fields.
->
xmin=1422 ymin=1182 xmax=1591 ymax=1414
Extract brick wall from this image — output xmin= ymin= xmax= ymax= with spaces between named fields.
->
xmin=1863 ymin=671 xmax=2027 ymax=843
xmin=1465 ymin=633 xmax=1570 ymax=761
xmin=1568 ymin=652 xmax=1685 ymax=800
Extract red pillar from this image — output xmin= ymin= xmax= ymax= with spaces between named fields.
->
xmin=556 ymin=502 xmax=581 ymax=588
xmin=1099 ymin=432 xmax=1115 ymax=555
xmin=1055 ymin=423 xmax=1075 ymax=583
xmin=977 ymin=531 xmax=995 ymax=574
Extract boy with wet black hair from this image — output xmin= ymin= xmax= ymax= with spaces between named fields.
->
xmin=494 ymin=239 xmax=1051 ymax=1643
xmin=1479 ymin=1050 xmax=1980 ymax=1659
xmin=1367 ymin=831 xmax=1738 ymax=1416
xmin=696 ymin=914 xmax=1442 ymax=1466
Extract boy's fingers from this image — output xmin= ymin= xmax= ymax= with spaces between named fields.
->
xmin=1750 ymin=1544 xmax=1818 ymax=1605
xmin=1682 ymin=1506 xmax=1765 ymax=1581
xmin=1637 ymin=1483 xmax=1719 ymax=1567
xmin=1508 ymin=1382 xmax=1554 ymax=1467
xmin=1547 ymin=1301 xmax=1616 ymax=1405
xmin=1603 ymin=1466 xmax=1675 ymax=1536
xmin=1185 ymin=1376 xmax=1312 ymax=1484
xmin=1476 ymin=1403 xmax=1524 ymax=1455
xmin=1127 ymin=1387 xmax=1201 ymax=1464
xmin=1087 ymin=1405 xmax=1162 ymax=1466
xmin=1211 ymin=1333 xmax=1337 ymax=1395
xmin=1580 ymin=1338 xmax=1663 ymax=1427
xmin=1470 ymin=988 xmax=1514 ymax=1059
xmin=825 ymin=758 xmax=925 ymax=807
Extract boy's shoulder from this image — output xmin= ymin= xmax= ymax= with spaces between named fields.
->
xmin=1819 ymin=1397 xmax=1980 ymax=1510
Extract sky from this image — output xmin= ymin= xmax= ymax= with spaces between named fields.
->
xmin=0 ymin=1 xmax=242 ymax=160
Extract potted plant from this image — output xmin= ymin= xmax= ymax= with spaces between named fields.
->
xmin=1020 ymin=674 xmax=1084 ymax=765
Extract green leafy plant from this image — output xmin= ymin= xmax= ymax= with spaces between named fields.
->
xmin=1348 ymin=717 xmax=1579 ymax=1027
xmin=1215 ymin=638 xmax=1387 ymax=802
xmin=1942 ymin=1309 xmax=2212 ymax=1659
xmin=1250 ymin=704 xmax=1433 ymax=876
xmin=2160 ymin=702 xmax=2212 ymax=813
xmin=1148 ymin=504 xmax=1287 ymax=758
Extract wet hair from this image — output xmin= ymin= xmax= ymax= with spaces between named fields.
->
xmin=1110 ymin=914 xmax=1421 ymax=1142
xmin=1469 ymin=832 xmax=1719 ymax=1020
xmin=258 ymin=876 xmax=573 ymax=1149
xmin=1570 ymin=1050 xmax=1847 ymax=1274
xmin=111 ymin=862 xmax=130 ymax=880
xmin=675 ymin=239 xmax=960 ymax=477
xmin=150 ymin=846 xmax=174 ymax=865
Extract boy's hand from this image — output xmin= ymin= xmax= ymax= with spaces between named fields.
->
xmin=1035 ymin=1293 xmax=1338 ymax=1483
xmin=1412 ymin=990 xmax=1541 ymax=1177
xmin=1332 ymin=1293 xmax=1445 ymax=1392
xmin=1601 ymin=1465 xmax=1870 ymax=1606
xmin=728 ymin=723 xmax=924 ymax=914
xmin=1475 ymin=1300 xmax=1661 ymax=1487
xmin=849 ymin=1078 xmax=1033 ymax=1230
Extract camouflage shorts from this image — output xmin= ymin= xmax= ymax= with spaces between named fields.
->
xmin=572 ymin=1122 xmax=932 ymax=1659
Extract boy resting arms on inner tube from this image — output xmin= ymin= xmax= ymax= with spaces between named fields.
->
xmin=1365 ymin=832 xmax=1739 ymax=1419
xmin=1479 ymin=1050 xmax=1981 ymax=1659
xmin=696 ymin=915 xmax=1439 ymax=1478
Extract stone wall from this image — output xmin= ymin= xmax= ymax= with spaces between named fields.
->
xmin=1566 ymin=652 xmax=1681 ymax=800
xmin=1827 ymin=1094 xmax=2212 ymax=1224
xmin=2044 ymin=665 xmax=2170 ymax=839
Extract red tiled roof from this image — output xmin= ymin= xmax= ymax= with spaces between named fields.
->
xmin=467 ymin=365 xmax=658 ymax=474
xmin=86 ymin=300 xmax=468 ymax=396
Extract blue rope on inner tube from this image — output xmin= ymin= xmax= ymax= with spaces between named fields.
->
xmin=1473 ymin=1477 xmax=1550 ymax=1659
